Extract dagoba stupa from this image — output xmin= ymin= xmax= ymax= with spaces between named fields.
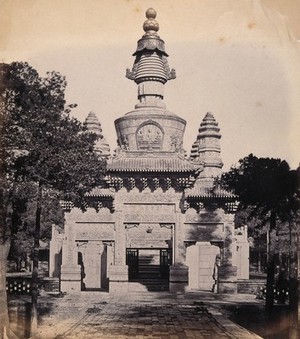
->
xmin=50 ymin=8 xmax=249 ymax=294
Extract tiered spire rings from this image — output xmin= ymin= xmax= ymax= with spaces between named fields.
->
xmin=126 ymin=8 xmax=176 ymax=86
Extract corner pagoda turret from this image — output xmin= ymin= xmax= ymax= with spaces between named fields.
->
xmin=84 ymin=111 xmax=110 ymax=158
xmin=190 ymin=112 xmax=223 ymax=179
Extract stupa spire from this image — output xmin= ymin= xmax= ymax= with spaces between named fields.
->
xmin=126 ymin=8 xmax=176 ymax=109
xmin=84 ymin=111 xmax=110 ymax=158
xmin=190 ymin=112 xmax=223 ymax=178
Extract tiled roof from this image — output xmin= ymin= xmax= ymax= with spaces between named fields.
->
xmin=186 ymin=185 xmax=236 ymax=200
xmin=107 ymin=153 xmax=203 ymax=173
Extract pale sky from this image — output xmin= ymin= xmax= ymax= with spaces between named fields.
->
xmin=1 ymin=0 xmax=300 ymax=170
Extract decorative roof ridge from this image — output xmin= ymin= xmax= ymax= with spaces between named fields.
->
xmin=109 ymin=150 xmax=203 ymax=161
xmin=107 ymin=154 xmax=204 ymax=173
xmin=185 ymin=184 xmax=236 ymax=200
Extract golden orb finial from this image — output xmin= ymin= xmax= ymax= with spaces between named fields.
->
xmin=146 ymin=8 xmax=157 ymax=19
xmin=143 ymin=8 xmax=159 ymax=34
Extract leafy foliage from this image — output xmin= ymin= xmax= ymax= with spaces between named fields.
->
xmin=0 ymin=61 xmax=107 ymax=335
xmin=1 ymin=60 xmax=106 ymax=264
xmin=1 ymin=62 xmax=106 ymax=199
xmin=217 ymin=154 xmax=299 ymax=224
xmin=216 ymin=154 xmax=300 ymax=312
xmin=8 ymin=187 xmax=64 ymax=270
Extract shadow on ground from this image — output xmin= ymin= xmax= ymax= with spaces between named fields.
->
xmin=224 ymin=303 xmax=298 ymax=339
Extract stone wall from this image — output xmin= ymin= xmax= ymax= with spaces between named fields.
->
xmin=53 ymin=189 xmax=245 ymax=294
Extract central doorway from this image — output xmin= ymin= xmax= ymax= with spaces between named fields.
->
xmin=126 ymin=248 xmax=172 ymax=282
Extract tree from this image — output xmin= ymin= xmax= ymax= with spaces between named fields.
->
xmin=8 ymin=186 xmax=64 ymax=272
xmin=0 ymin=62 xmax=106 ymax=337
xmin=235 ymin=208 xmax=269 ymax=274
xmin=216 ymin=154 xmax=299 ymax=330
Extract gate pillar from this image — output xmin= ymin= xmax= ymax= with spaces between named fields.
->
xmin=218 ymin=218 xmax=237 ymax=293
xmin=109 ymin=209 xmax=128 ymax=292
xmin=109 ymin=265 xmax=129 ymax=293
xmin=169 ymin=264 xmax=189 ymax=293
xmin=170 ymin=212 xmax=188 ymax=293
xmin=60 ymin=223 xmax=81 ymax=293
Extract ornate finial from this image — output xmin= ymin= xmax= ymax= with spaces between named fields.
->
xmin=143 ymin=8 xmax=159 ymax=35
xmin=146 ymin=8 xmax=156 ymax=19
xmin=126 ymin=6 xmax=176 ymax=105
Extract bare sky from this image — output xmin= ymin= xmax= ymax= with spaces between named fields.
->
xmin=1 ymin=0 xmax=300 ymax=170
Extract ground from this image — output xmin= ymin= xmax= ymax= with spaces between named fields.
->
xmin=8 ymin=290 xmax=266 ymax=339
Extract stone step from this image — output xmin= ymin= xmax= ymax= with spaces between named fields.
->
xmin=128 ymin=279 xmax=169 ymax=292
xmin=138 ymin=269 xmax=163 ymax=273
xmin=138 ymin=274 xmax=164 ymax=279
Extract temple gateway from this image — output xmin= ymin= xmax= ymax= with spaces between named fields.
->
xmin=50 ymin=8 xmax=249 ymax=294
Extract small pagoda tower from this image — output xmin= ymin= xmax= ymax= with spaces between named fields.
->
xmin=84 ymin=111 xmax=110 ymax=158
xmin=190 ymin=112 xmax=223 ymax=180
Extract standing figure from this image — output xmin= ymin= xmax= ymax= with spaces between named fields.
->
xmin=212 ymin=254 xmax=221 ymax=293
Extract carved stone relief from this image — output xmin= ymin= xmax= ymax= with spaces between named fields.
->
xmin=123 ymin=203 xmax=176 ymax=222
xmin=136 ymin=122 xmax=163 ymax=150
xmin=75 ymin=223 xmax=115 ymax=241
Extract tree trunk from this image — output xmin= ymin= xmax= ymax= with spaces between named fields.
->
xmin=266 ymin=211 xmax=276 ymax=314
xmin=30 ymin=183 xmax=42 ymax=337
xmin=258 ymin=250 xmax=261 ymax=273
xmin=266 ymin=253 xmax=275 ymax=313
xmin=0 ymin=241 xmax=10 ymax=339
xmin=288 ymin=224 xmax=299 ymax=339
xmin=0 ymin=185 xmax=14 ymax=339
